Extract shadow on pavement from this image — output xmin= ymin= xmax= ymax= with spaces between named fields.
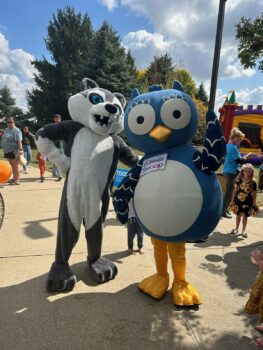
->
xmin=208 ymin=334 xmax=257 ymax=350
xmin=193 ymin=231 xmax=244 ymax=248
xmin=223 ymin=244 xmax=261 ymax=296
xmin=19 ymin=177 xmax=62 ymax=183
xmin=255 ymin=211 xmax=263 ymax=218
xmin=0 ymin=263 xmax=195 ymax=350
xmin=19 ymin=177 xmax=40 ymax=183
xmin=103 ymin=250 xmax=131 ymax=263
xmin=23 ymin=217 xmax=57 ymax=239
xmin=195 ymin=231 xmax=262 ymax=295
xmin=104 ymin=217 xmax=120 ymax=227
xmin=0 ymin=260 xmax=258 ymax=350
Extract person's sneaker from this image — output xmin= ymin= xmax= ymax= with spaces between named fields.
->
xmin=40 ymin=177 xmax=44 ymax=183
xmin=231 ymin=229 xmax=238 ymax=235
xmin=128 ymin=249 xmax=135 ymax=255
xmin=55 ymin=176 xmax=62 ymax=182
xmin=242 ymin=232 xmax=248 ymax=238
xmin=222 ymin=212 xmax=232 ymax=218
xmin=14 ymin=181 xmax=20 ymax=185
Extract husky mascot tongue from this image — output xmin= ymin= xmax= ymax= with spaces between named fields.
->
xmin=113 ymin=82 xmax=226 ymax=306
xmin=36 ymin=78 xmax=138 ymax=292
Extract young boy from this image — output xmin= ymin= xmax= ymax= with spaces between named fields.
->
xmin=127 ymin=199 xmax=144 ymax=254
xmin=36 ymin=152 xmax=46 ymax=182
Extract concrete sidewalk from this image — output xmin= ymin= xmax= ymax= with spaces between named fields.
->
xmin=0 ymin=166 xmax=262 ymax=350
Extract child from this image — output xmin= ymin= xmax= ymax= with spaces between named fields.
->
xmin=245 ymin=249 xmax=263 ymax=347
xmin=229 ymin=163 xmax=259 ymax=238
xmin=127 ymin=199 xmax=144 ymax=255
xmin=36 ymin=152 xmax=46 ymax=182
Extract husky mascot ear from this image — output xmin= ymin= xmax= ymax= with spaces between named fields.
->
xmin=114 ymin=92 xmax=126 ymax=109
xmin=80 ymin=78 xmax=99 ymax=91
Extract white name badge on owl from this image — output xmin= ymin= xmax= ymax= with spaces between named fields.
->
xmin=141 ymin=153 xmax=168 ymax=176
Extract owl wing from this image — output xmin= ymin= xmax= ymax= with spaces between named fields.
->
xmin=113 ymin=158 xmax=143 ymax=224
xmin=193 ymin=111 xmax=226 ymax=174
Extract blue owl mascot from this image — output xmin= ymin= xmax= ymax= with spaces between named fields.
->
xmin=113 ymin=81 xmax=226 ymax=306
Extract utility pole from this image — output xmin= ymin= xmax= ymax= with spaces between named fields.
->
xmin=208 ymin=0 xmax=227 ymax=111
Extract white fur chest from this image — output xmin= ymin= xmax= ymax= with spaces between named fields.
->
xmin=67 ymin=127 xmax=114 ymax=230
xmin=70 ymin=127 xmax=114 ymax=182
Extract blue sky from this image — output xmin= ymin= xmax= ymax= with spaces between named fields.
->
xmin=0 ymin=0 xmax=153 ymax=59
xmin=0 ymin=0 xmax=262 ymax=111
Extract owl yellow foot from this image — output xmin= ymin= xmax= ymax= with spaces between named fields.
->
xmin=171 ymin=281 xmax=202 ymax=306
xmin=138 ymin=273 xmax=169 ymax=300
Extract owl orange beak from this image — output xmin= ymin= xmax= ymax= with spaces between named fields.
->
xmin=149 ymin=125 xmax=172 ymax=143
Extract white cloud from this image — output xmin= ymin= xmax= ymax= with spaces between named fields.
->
xmin=0 ymin=32 xmax=35 ymax=111
xmin=0 ymin=74 xmax=33 ymax=111
xmin=220 ymin=46 xmax=256 ymax=79
xmin=235 ymin=87 xmax=263 ymax=107
xmin=99 ymin=0 xmax=119 ymax=10
xmin=123 ymin=30 xmax=174 ymax=68
xmin=223 ymin=63 xmax=255 ymax=79
xmin=101 ymin=0 xmax=263 ymax=81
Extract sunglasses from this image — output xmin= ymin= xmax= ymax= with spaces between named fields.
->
xmin=7 ymin=121 xmax=14 ymax=124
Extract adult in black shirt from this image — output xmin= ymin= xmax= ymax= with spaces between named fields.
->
xmin=22 ymin=125 xmax=34 ymax=174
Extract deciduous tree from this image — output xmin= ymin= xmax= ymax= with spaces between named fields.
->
xmin=236 ymin=13 xmax=263 ymax=72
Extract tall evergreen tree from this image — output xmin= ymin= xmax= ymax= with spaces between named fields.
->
xmin=196 ymin=82 xmax=208 ymax=105
xmin=125 ymin=50 xmax=138 ymax=95
xmin=0 ymin=86 xmax=23 ymax=119
xmin=145 ymin=53 xmax=175 ymax=86
xmin=27 ymin=6 xmax=93 ymax=122
xmin=88 ymin=22 xmax=137 ymax=97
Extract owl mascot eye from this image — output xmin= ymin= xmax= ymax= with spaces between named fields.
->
xmin=35 ymin=78 xmax=138 ymax=292
xmin=113 ymin=81 xmax=226 ymax=306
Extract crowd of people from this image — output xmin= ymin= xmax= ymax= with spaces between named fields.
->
xmin=0 ymin=114 xmax=64 ymax=185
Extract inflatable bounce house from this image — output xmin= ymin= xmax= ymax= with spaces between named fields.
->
xmin=219 ymin=91 xmax=263 ymax=165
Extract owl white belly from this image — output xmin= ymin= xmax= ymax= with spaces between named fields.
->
xmin=134 ymin=160 xmax=203 ymax=237
xmin=67 ymin=128 xmax=114 ymax=230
